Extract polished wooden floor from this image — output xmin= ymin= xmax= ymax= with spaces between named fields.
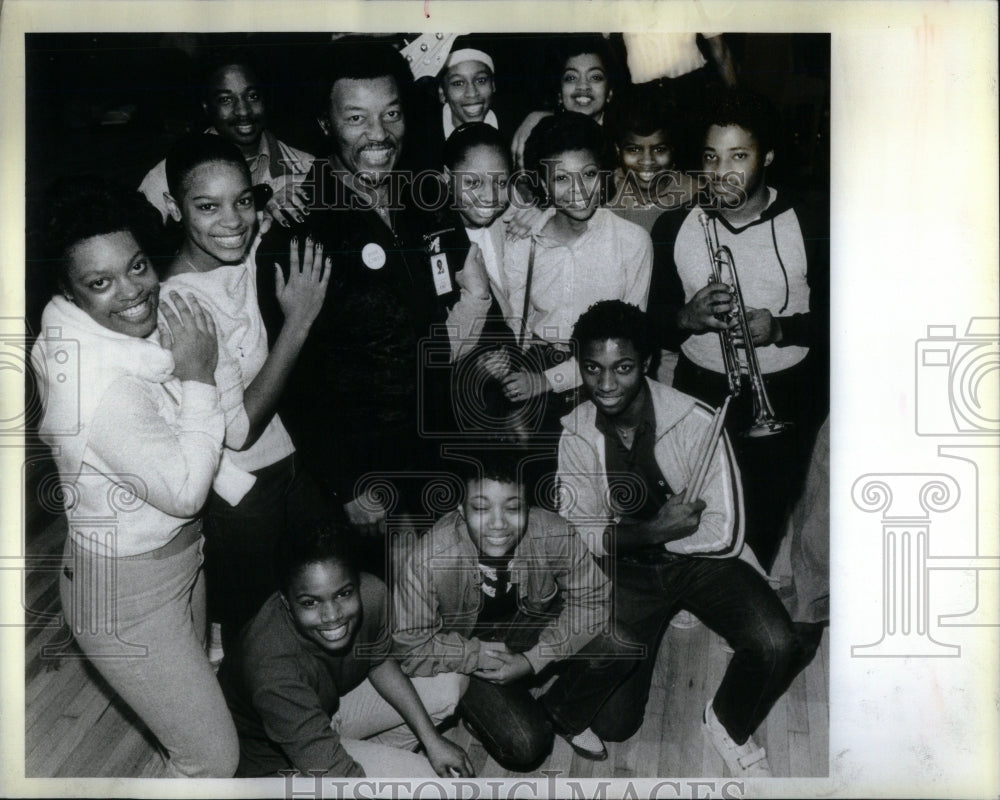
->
xmin=25 ymin=515 xmax=828 ymax=779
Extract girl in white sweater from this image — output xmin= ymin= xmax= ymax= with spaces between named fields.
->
xmin=160 ymin=134 xmax=331 ymax=658
xmin=32 ymin=177 xmax=239 ymax=776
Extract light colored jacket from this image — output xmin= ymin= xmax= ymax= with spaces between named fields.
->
xmin=557 ymin=378 xmax=744 ymax=558
xmin=392 ymin=507 xmax=611 ymax=676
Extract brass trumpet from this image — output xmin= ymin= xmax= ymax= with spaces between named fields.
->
xmin=698 ymin=212 xmax=792 ymax=438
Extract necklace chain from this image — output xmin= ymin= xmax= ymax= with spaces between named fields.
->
xmin=615 ymin=422 xmax=638 ymax=445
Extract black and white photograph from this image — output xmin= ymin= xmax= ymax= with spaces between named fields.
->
xmin=1 ymin=2 xmax=996 ymax=799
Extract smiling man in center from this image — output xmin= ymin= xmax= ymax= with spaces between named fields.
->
xmin=255 ymin=41 xmax=493 ymax=575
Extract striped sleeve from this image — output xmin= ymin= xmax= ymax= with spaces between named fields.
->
xmin=665 ymin=400 xmax=744 ymax=557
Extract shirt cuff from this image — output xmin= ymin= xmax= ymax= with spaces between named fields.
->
xmin=180 ymin=379 xmax=220 ymax=410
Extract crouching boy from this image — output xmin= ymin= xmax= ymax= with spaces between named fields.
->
xmin=392 ymin=453 xmax=639 ymax=771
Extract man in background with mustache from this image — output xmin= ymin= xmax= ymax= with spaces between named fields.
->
xmin=256 ymin=40 xmax=491 ymax=576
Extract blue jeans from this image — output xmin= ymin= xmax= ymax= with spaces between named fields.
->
xmin=590 ymin=554 xmax=803 ymax=745
xmin=458 ymin=607 xmax=640 ymax=771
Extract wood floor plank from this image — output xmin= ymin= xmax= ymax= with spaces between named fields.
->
xmin=763 ymin=691 xmax=791 ymax=777
xmin=650 ymin=629 xmax=672 ymax=689
xmin=25 ymin=647 xmax=78 ymax=709
xmin=805 ymin=666 xmax=829 ymax=777
xmin=589 ymin=742 xmax=616 ymax=779
xmin=699 ymin=631 xmax=730 ymax=777
xmin=786 ymin=668 xmax=810 ymax=734
xmin=25 ymin=622 xmax=72 ymax=681
xmin=788 ymin=730 xmax=812 ymax=777
xmin=56 ymin=702 xmax=133 ymax=777
xmin=479 ymin=753 xmax=507 ymax=777
xmin=701 ymin=725 xmax=724 ymax=777
xmin=136 ymin=747 xmax=166 ymax=779
xmin=25 ymin=636 xmax=79 ymax=692
xmin=547 ymin=734 xmax=574 ymax=777
xmin=660 ymin=624 xmax=710 ymax=776
xmin=612 ymin=726 xmax=639 ymax=777
xmin=568 ymin=752 xmax=595 ymax=779
xmin=634 ymin=710 xmax=663 ymax=778
xmin=25 ymin=657 xmax=94 ymax=757
xmin=32 ymin=685 xmax=120 ymax=777
xmin=467 ymin=741 xmax=488 ymax=776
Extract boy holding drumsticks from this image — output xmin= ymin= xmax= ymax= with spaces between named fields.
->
xmin=557 ymin=300 xmax=807 ymax=778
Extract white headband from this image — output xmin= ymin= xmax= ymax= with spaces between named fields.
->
xmin=445 ymin=48 xmax=494 ymax=73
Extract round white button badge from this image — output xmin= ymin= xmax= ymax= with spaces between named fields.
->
xmin=361 ymin=242 xmax=387 ymax=270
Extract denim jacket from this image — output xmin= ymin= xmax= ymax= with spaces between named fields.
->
xmin=392 ymin=507 xmax=611 ymax=676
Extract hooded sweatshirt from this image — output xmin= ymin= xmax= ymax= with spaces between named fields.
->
xmin=31 ymin=296 xmax=228 ymax=557
xmin=649 ymin=187 xmax=829 ymax=375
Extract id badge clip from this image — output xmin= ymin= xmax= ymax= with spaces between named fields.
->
xmin=424 ymin=228 xmax=455 ymax=296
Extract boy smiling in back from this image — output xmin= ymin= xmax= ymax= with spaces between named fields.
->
xmin=140 ymin=50 xmax=314 ymax=226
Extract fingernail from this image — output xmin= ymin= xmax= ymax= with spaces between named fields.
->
xmin=291 ymin=236 xmax=298 ymax=245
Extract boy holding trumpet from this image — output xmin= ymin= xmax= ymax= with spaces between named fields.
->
xmin=647 ymin=87 xmax=829 ymax=571
xmin=557 ymin=300 xmax=805 ymax=778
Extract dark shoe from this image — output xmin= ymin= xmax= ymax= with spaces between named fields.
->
xmin=558 ymin=727 xmax=608 ymax=761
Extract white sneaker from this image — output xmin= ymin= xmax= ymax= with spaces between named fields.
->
xmin=703 ymin=702 xmax=772 ymax=777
